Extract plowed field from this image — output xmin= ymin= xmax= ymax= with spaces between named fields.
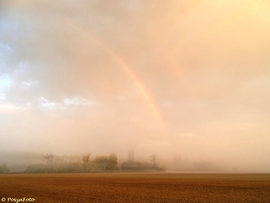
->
xmin=1 ymin=173 xmax=270 ymax=203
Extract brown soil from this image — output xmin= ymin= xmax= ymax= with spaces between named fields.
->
xmin=0 ymin=173 xmax=270 ymax=203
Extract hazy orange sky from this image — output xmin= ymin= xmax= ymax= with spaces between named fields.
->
xmin=1 ymin=0 xmax=270 ymax=171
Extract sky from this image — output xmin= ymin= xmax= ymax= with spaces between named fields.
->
xmin=1 ymin=0 xmax=270 ymax=172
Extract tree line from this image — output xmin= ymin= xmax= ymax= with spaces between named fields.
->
xmin=25 ymin=153 xmax=118 ymax=173
xmin=0 ymin=152 xmax=164 ymax=173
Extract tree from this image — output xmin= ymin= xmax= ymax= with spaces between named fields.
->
xmin=82 ymin=153 xmax=91 ymax=164
xmin=0 ymin=164 xmax=10 ymax=173
xmin=92 ymin=153 xmax=118 ymax=171
xmin=25 ymin=164 xmax=47 ymax=173
xmin=44 ymin=154 xmax=54 ymax=164
xmin=44 ymin=154 xmax=54 ymax=172
xmin=150 ymin=155 xmax=157 ymax=168
xmin=107 ymin=153 xmax=118 ymax=169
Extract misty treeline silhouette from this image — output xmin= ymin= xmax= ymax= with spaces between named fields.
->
xmin=24 ymin=152 xmax=164 ymax=173
xmin=0 ymin=164 xmax=10 ymax=173
xmin=121 ymin=152 xmax=164 ymax=171
xmin=25 ymin=153 xmax=118 ymax=173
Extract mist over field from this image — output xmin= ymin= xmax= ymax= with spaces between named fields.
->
xmin=1 ymin=0 xmax=270 ymax=173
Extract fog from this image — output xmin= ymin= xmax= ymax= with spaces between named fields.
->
xmin=1 ymin=0 xmax=270 ymax=172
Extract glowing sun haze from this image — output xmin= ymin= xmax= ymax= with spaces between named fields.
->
xmin=1 ymin=0 xmax=270 ymax=172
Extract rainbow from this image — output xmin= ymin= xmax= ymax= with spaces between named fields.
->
xmin=65 ymin=20 xmax=166 ymax=129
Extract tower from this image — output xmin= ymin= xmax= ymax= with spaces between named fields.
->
xmin=128 ymin=150 xmax=135 ymax=163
